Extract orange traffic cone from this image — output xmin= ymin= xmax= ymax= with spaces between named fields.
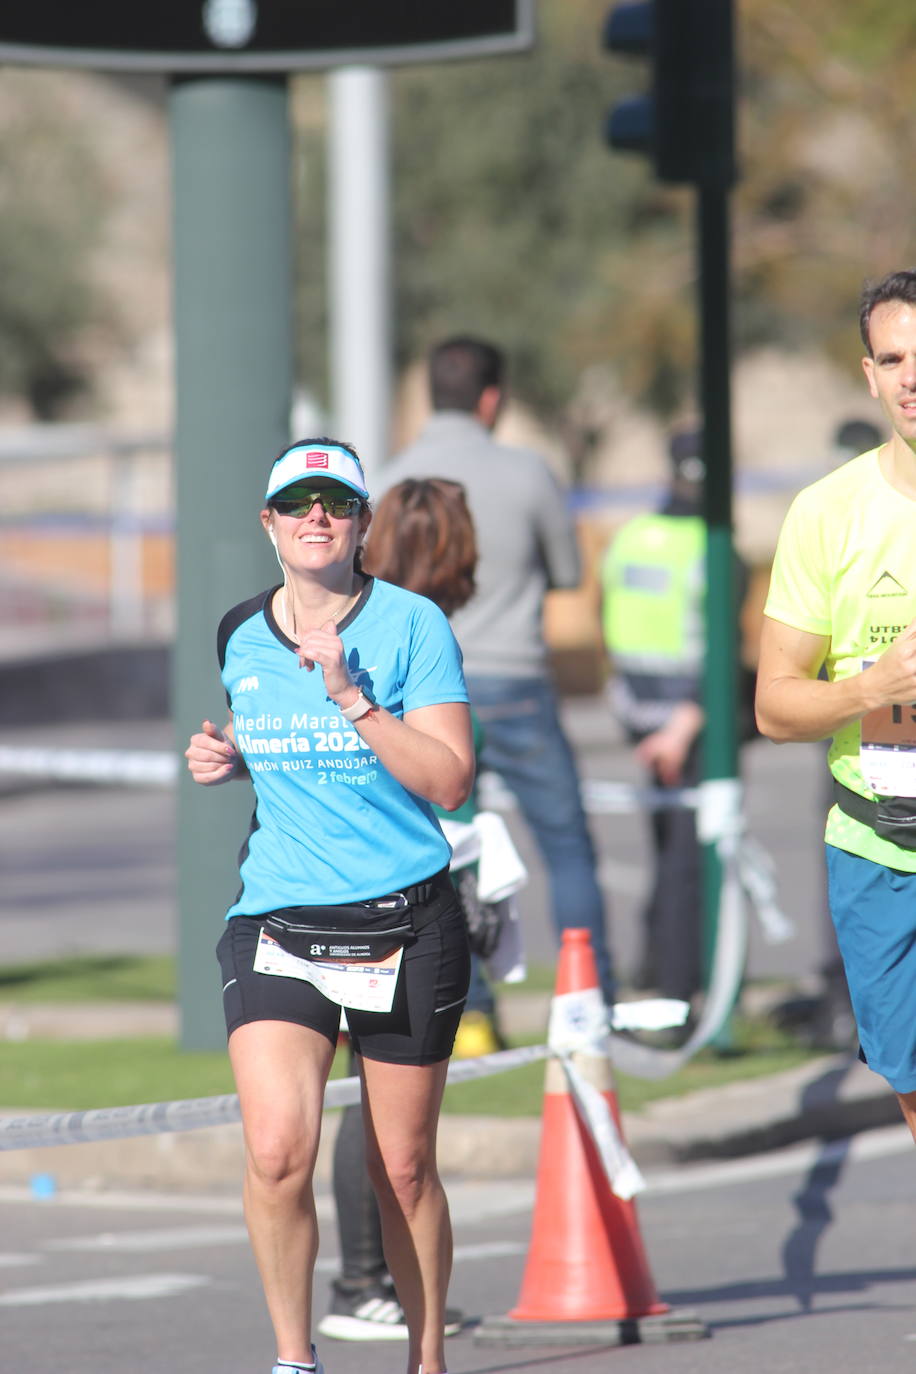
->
xmin=476 ymin=929 xmax=708 ymax=1347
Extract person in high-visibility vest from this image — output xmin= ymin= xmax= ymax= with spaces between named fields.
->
xmin=601 ymin=429 xmax=747 ymax=1009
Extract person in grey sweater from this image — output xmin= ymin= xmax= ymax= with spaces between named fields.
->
xmin=377 ymin=336 xmax=615 ymax=1006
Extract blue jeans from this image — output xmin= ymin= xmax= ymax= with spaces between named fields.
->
xmin=466 ymin=675 xmax=615 ymax=1004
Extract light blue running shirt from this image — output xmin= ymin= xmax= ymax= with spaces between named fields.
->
xmin=218 ymin=577 xmax=468 ymax=914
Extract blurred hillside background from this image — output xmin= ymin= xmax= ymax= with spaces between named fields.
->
xmin=0 ymin=0 xmax=912 ymax=682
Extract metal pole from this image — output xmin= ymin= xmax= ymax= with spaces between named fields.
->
xmin=697 ymin=184 xmax=738 ymax=992
xmin=170 ymin=77 xmax=294 ymax=1049
xmin=327 ymin=66 xmax=392 ymax=481
xmin=109 ymin=447 xmax=142 ymax=640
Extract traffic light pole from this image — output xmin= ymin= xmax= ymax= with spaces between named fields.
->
xmin=696 ymin=184 xmax=739 ymax=1008
xmin=603 ymin=0 xmax=738 ymax=1025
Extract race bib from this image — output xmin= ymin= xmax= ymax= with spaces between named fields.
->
xmin=860 ymin=659 xmax=916 ymax=797
xmin=253 ymin=927 xmax=402 ymax=1012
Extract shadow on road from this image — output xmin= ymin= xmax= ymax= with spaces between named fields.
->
xmin=663 ymin=1059 xmax=915 ymax=1329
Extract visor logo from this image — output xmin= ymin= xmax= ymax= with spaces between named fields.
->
xmin=306 ymin=452 xmax=329 ymax=469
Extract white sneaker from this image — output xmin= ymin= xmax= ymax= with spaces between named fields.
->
xmin=318 ymin=1282 xmax=463 ymax=1342
xmin=273 ymin=1346 xmax=324 ymax=1374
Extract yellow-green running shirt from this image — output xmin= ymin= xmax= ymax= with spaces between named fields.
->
xmin=764 ymin=448 xmax=916 ymax=869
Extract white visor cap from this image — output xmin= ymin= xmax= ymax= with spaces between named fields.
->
xmin=266 ymin=444 xmax=369 ymax=502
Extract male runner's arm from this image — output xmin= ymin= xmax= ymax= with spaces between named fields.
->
xmin=756 ymin=615 xmax=916 ymax=743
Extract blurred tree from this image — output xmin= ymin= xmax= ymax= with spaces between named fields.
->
xmin=389 ymin=0 xmax=671 ymax=416
xmin=735 ymin=0 xmax=916 ymax=375
xmin=289 ymin=0 xmax=916 ymax=434
xmin=0 ymin=87 xmax=108 ymax=417
xmin=292 ymin=0 xmax=692 ymax=423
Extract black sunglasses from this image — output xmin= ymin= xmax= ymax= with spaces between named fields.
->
xmin=271 ymin=489 xmax=363 ymax=519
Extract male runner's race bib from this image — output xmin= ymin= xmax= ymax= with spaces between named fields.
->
xmin=860 ymin=659 xmax=916 ymax=797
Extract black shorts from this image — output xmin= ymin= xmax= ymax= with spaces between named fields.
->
xmin=215 ymin=874 xmax=470 ymax=1066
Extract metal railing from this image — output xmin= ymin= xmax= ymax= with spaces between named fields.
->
xmin=0 ymin=425 xmax=173 ymax=648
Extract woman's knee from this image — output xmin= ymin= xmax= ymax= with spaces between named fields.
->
xmin=244 ymin=1121 xmax=318 ymax=1188
xmin=374 ymin=1147 xmax=438 ymax=1215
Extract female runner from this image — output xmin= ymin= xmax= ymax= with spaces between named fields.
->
xmin=185 ymin=439 xmax=474 ymax=1374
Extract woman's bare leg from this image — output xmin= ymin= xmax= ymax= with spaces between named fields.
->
xmin=229 ymin=1020 xmax=336 ymax=1365
xmin=359 ymin=1056 xmax=451 ymax=1374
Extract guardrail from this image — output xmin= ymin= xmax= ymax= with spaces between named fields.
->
xmin=0 ymin=425 xmax=172 ymax=642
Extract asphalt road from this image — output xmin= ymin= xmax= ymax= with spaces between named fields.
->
xmin=1 ymin=1124 xmax=914 ymax=1373
xmin=0 ymin=700 xmax=828 ymax=991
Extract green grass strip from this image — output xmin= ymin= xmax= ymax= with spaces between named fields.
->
xmin=0 ymin=954 xmax=176 ymax=1004
xmin=0 ymin=954 xmax=819 ymax=1116
xmin=0 ymin=1027 xmax=816 ymax=1116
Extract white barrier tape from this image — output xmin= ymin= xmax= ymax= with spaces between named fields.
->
xmin=0 ymin=747 xmax=792 ymax=943
xmin=0 ymin=751 xmax=696 ymax=814
xmin=734 ymin=832 xmax=794 ymax=945
xmin=439 ymin=1042 xmax=550 ymax=1084
xmin=548 ymin=987 xmax=645 ymax=1200
xmin=696 ymin=776 xmax=744 ymax=844
xmin=0 ymin=1020 xmax=644 ymax=1211
xmin=0 ymin=754 xmax=690 ymax=814
xmin=585 ymin=777 xmax=789 ymax=1077
xmin=607 ymin=835 xmax=750 ymax=1080
xmin=0 ymin=749 xmax=698 ymax=815
xmin=0 ymin=1043 xmax=552 ymax=1153
xmin=560 ymin=1054 xmax=645 ymax=1201
xmin=0 ymin=746 xmax=178 ymax=787
xmin=0 ymin=743 xmax=792 ymax=1082
xmin=0 ymin=1093 xmax=244 ymax=1151
xmin=0 ymin=746 xmax=794 ymax=941
xmin=582 ymin=778 xmax=699 ymax=815
xmin=611 ymin=998 xmax=690 ymax=1032
xmin=0 ymin=746 xmax=790 ymax=1092
xmin=696 ymin=776 xmax=793 ymax=946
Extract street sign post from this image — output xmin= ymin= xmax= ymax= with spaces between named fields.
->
xmin=0 ymin=1 xmax=535 ymax=72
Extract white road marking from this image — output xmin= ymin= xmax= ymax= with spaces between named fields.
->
xmin=0 ymin=1184 xmax=264 ymax=1217
xmin=45 ymin=1223 xmax=248 ymax=1253
xmin=0 ymin=1272 xmax=210 ymax=1306
xmin=311 ymin=1241 xmax=525 ymax=1275
xmin=453 ymin=1241 xmax=526 ymax=1262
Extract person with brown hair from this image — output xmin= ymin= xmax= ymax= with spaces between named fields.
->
xmin=319 ymin=477 xmax=482 ymax=1343
xmin=364 ymin=478 xmax=477 ymax=617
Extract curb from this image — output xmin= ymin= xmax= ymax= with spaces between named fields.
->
xmin=621 ymin=1052 xmax=901 ymax=1166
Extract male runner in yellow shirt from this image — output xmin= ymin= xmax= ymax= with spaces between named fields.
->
xmin=757 ymin=267 xmax=916 ymax=1142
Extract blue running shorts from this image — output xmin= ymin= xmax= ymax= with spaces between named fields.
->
xmin=826 ymin=843 xmax=916 ymax=1094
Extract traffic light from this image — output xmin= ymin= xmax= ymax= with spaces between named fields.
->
xmin=603 ymin=0 xmax=735 ymax=188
